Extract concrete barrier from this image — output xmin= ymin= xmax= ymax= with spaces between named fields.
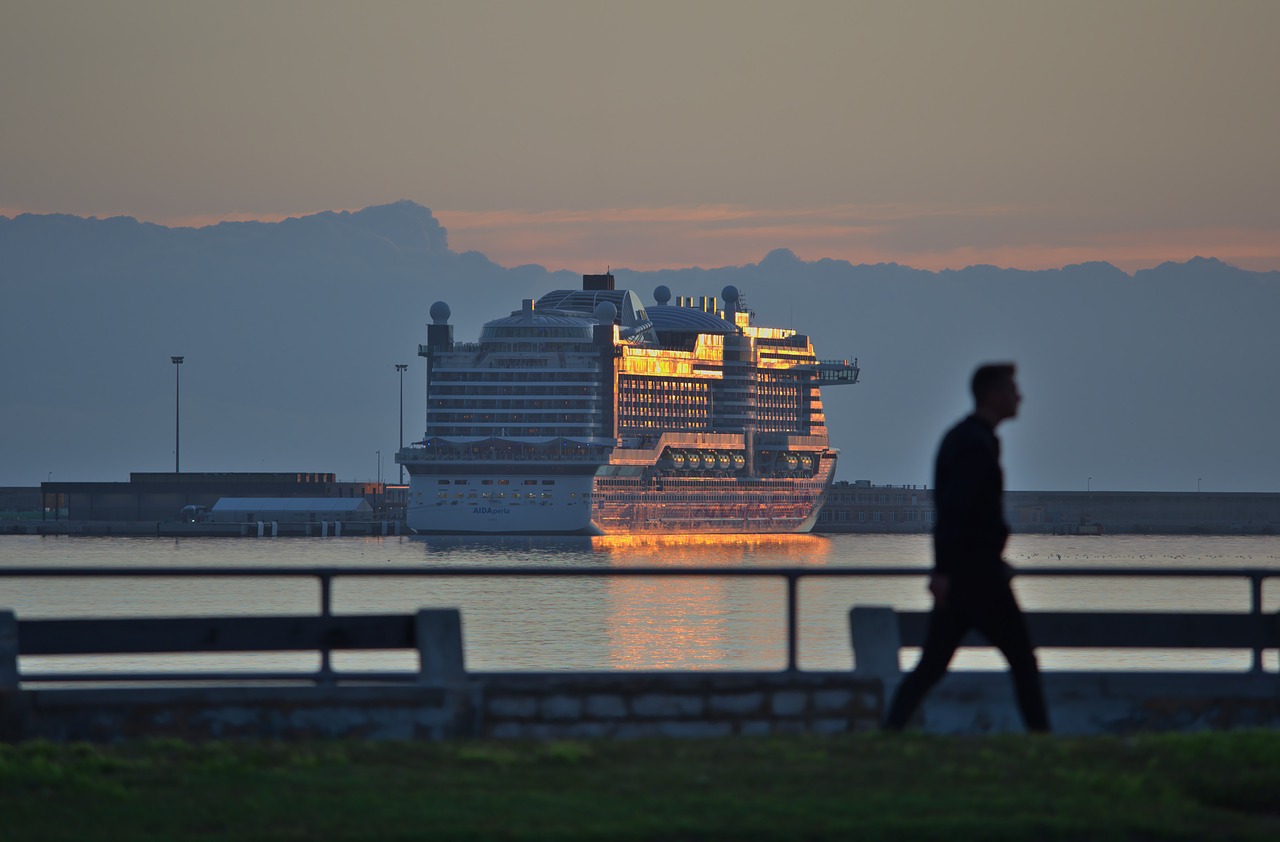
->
xmin=850 ymin=605 xmax=1280 ymax=734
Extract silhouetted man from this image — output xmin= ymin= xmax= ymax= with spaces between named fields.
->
xmin=884 ymin=363 xmax=1050 ymax=732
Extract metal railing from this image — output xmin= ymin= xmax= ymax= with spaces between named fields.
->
xmin=3 ymin=565 xmax=1277 ymax=677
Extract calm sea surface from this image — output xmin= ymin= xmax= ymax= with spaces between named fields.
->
xmin=2 ymin=533 xmax=1278 ymax=675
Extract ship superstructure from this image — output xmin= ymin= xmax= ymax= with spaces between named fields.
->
xmin=396 ymin=274 xmax=859 ymax=534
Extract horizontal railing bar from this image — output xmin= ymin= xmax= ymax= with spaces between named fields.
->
xmin=18 ymin=672 xmax=423 ymax=684
xmin=896 ymin=611 xmax=1278 ymax=649
xmin=17 ymin=615 xmax=418 ymax=656
xmin=2 ymin=566 xmax=1277 ymax=578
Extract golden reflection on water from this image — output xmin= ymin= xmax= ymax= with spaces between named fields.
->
xmin=593 ymin=534 xmax=831 ymax=670
xmin=592 ymin=532 xmax=832 ymax=566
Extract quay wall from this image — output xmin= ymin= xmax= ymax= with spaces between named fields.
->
xmin=9 ymin=670 xmax=1280 ymax=742
xmin=817 ymin=485 xmax=1280 ymax=535
xmin=5 ymin=673 xmax=882 ymax=743
xmin=2 ymin=519 xmax=405 ymax=537
xmin=7 ymin=481 xmax=1280 ymax=535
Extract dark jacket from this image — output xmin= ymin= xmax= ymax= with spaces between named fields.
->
xmin=932 ymin=414 xmax=1011 ymax=580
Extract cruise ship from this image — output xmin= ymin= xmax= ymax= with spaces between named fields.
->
xmin=396 ymin=273 xmax=859 ymax=534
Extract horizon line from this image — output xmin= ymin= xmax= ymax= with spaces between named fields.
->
xmin=3 ymin=201 xmax=1278 ymax=276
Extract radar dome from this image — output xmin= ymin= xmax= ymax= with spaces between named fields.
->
xmin=593 ymin=301 xmax=618 ymax=323
xmin=653 ymin=285 xmax=672 ymax=305
xmin=429 ymin=301 xmax=451 ymax=324
xmin=721 ymin=285 xmax=740 ymax=306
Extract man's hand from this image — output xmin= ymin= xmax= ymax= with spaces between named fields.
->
xmin=928 ymin=573 xmax=951 ymax=606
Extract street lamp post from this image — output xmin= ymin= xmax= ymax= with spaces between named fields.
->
xmin=1087 ymin=476 xmax=1092 ymax=492
xmin=171 ymin=356 xmax=184 ymax=472
xmin=395 ymin=363 xmax=408 ymax=484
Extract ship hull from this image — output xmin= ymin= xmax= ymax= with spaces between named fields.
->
xmin=404 ymin=452 xmax=836 ymax=536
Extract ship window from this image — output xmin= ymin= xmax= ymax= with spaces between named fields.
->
xmin=482 ymin=480 xmax=493 ymax=485
xmin=454 ymin=479 xmax=468 ymax=485
xmin=524 ymin=479 xmax=538 ymax=485
xmin=541 ymin=480 xmax=555 ymax=485
xmin=498 ymin=479 xmax=510 ymax=485
xmin=437 ymin=480 xmax=450 ymax=485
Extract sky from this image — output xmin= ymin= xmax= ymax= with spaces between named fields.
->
xmin=3 ymin=0 xmax=1279 ymax=273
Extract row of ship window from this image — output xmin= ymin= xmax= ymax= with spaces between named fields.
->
xmin=437 ymin=491 xmax=586 ymax=500
xmin=436 ymin=479 xmax=558 ymax=485
xmin=431 ymin=386 xmax=597 ymax=396
xmin=429 ymin=400 xmax=596 ymax=409
xmin=427 ymin=427 xmax=598 ymax=436
xmin=433 ymin=372 xmax=598 ymax=382
xmin=430 ymin=413 xmax=595 ymax=424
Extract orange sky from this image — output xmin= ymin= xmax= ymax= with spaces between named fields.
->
xmin=49 ymin=203 xmax=1272 ymax=275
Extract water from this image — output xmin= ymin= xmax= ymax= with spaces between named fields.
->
xmin=2 ymin=533 xmax=1278 ymax=675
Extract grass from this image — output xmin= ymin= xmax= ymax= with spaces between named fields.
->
xmin=2 ymin=732 xmax=1279 ymax=840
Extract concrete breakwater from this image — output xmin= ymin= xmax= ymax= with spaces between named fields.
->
xmin=4 ymin=674 xmax=884 ymax=743
xmin=818 ymin=485 xmax=1280 ymax=535
xmin=4 ymin=519 xmax=405 ymax=537
xmin=10 ymin=480 xmax=1280 ymax=535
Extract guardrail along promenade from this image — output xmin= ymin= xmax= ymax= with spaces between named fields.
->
xmin=2 ymin=565 xmax=1278 ymax=741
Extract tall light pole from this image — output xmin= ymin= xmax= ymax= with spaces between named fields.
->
xmin=395 ymin=364 xmax=408 ymax=484
xmin=171 ymin=356 xmax=184 ymax=473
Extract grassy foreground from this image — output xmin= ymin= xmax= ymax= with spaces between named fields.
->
xmin=3 ymin=732 xmax=1278 ymax=841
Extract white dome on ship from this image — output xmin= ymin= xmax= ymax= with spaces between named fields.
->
xmin=593 ymin=301 xmax=618 ymax=323
xmin=430 ymin=301 xmax=451 ymax=324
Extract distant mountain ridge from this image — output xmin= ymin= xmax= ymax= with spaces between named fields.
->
xmin=2 ymin=201 xmax=1276 ymax=491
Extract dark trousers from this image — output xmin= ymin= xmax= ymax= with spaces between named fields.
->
xmin=884 ymin=576 xmax=1050 ymax=732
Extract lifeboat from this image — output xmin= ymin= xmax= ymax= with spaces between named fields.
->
xmin=717 ymin=453 xmax=732 ymax=468
xmin=670 ymin=451 xmax=686 ymax=468
xmin=686 ymin=453 xmax=702 ymax=469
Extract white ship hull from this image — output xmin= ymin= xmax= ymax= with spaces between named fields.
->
xmin=406 ymin=473 xmax=599 ymax=535
xmin=404 ymin=448 xmax=836 ymax=535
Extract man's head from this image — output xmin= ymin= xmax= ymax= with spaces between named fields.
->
xmin=971 ymin=363 xmax=1020 ymax=426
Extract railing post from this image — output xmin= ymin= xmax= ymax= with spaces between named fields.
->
xmin=320 ymin=573 xmax=333 ymax=617
xmin=849 ymin=606 xmax=902 ymax=682
xmin=318 ymin=573 xmax=334 ymax=685
xmin=1249 ymin=572 xmax=1265 ymax=674
xmin=785 ymin=573 xmax=798 ymax=672
xmin=0 ymin=610 xmax=18 ymax=691
xmin=416 ymin=609 xmax=466 ymax=685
